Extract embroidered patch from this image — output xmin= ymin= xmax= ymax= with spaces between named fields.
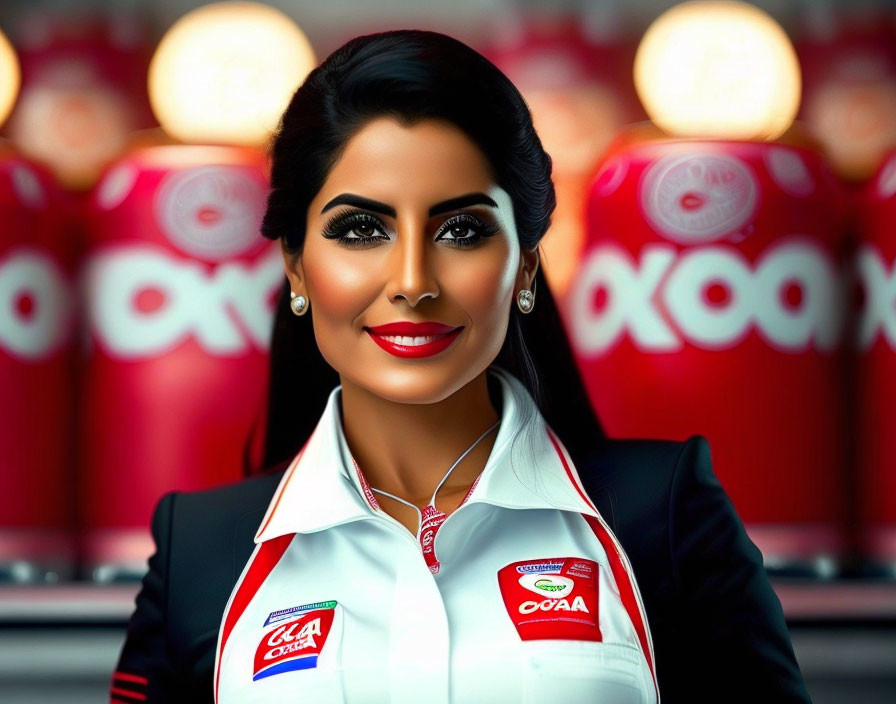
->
xmin=253 ymin=603 xmax=336 ymax=681
xmin=498 ymin=557 xmax=601 ymax=641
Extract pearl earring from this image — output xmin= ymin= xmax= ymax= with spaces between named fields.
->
xmin=290 ymin=291 xmax=308 ymax=316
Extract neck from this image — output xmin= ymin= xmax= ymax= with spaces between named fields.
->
xmin=338 ymin=370 xmax=502 ymax=506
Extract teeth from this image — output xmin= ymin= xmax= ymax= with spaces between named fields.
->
xmin=380 ymin=335 xmax=439 ymax=346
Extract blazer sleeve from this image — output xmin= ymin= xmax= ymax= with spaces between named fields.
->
xmin=109 ymin=491 xmax=179 ymax=703
xmin=666 ymin=435 xmax=811 ymax=703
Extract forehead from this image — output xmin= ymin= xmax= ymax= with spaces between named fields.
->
xmin=314 ymin=117 xmax=497 ymax=204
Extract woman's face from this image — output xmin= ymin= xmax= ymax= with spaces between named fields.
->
xmin=282 ymin=116 xmax=538 ymax=404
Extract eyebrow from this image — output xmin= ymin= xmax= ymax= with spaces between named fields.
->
xmin=320 ymin=192 xmax=499 ymax=217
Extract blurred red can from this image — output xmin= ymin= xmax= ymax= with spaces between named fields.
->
xmin=855 ymin=151 xmax=896 ymax=573
xmin=0 ymin=145 xmax=78 ymax=582
xmin=79 ymin=144 xmax=281 ymax=580
xmin=565 ymin=125 xmax=851 ymax=574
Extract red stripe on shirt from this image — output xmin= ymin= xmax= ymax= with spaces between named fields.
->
xmin=214 ymin=533 xmax=295 ymax=702
xmin=584 ymin=513 xmax=658 ymax=699
xmin=109 ymin=686 xmax=147 ymax=701
xmin=545 ymin=426 xmax=658 ymax=700
xmin=112 ymin=671 xmax=148 ymax=685
xmin=545 ymin=426 xmax=599 ymax=513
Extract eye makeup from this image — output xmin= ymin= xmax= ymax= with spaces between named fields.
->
xmin=321 ymin=208 xmax=501 ymax=248
xmin=321 ymin=211 xmax=388 ymax=246
xmin=436 ymin=213 xmax=501 ymax=248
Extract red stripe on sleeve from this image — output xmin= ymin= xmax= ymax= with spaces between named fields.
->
xmin=109 ymin=686 xmax=147 ymax=701
xmin=214 ymin=533 xmax=295 ymax=702
xmin=112 ymin=671 xmax=148 ymax=685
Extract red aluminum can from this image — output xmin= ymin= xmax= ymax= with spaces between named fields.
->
xmin=78 ymin=144 xmax=281 ymax=579
xmin=855 ymin=150 xmax=896 ymax=573
xmin=0 ymin=146 xmax=78 ymax=581
xmin=565 ymin=125 xmax=851 ymax=574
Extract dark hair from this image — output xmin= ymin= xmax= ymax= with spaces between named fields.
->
xmin=250 ymin=29 xmax=604 ymax=474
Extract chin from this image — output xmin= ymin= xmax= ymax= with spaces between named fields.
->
xmin=349 ymin=364 xmax=479 ymax=405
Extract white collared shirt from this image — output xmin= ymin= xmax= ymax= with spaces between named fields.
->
xmin=214 ymin=366 xmax=659 ymax=703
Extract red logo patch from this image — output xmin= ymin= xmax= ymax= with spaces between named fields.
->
xmin=498 ymin=557 xmax=601 ymax=641
xmin=253 ymin=607 xmax=335 ymax=681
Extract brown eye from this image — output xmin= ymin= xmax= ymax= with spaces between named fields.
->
xmin=435 ymin=213 xmax=500 ymax=248
xmin=321 ymin=211 xmax=390 ymax=246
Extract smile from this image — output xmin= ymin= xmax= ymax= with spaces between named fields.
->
xmin=364 ymin=322 xmax=464 ymax=359
xmin=378 ymin=334 xmax=445 ymax=346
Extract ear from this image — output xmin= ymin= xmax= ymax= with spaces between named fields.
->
xmin=281 ymin=239 xmax=306 ymax=297
xmin=517 ymin=245 xmax=540 ymax=292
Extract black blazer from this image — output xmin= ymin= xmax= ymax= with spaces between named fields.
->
xmin=112 ymin=435 xmax=811 ymax=703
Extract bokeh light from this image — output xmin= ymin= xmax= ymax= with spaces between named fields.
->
xmin=148 ymin=1 xmax=316 ymax=146
xmin=0 ymin=27 xmax=21 ymax=129
xmin=634 ymin=0 xmax=801 ymax=141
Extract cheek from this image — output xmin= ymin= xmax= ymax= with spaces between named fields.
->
xmin=446 ymin=250 xmax=516 ymax=324
xmin=303 ymin=247 xmax=381 ymax=326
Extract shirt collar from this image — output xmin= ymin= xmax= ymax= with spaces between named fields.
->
xmin=254 ymin=366 xmax=599 ymax=543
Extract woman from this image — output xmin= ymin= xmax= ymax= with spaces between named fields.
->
xmin=111 ymin=30 xmax=811 ymax=704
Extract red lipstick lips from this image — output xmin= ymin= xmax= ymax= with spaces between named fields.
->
xmin=365 ymin=321 xmax=463 ymax=358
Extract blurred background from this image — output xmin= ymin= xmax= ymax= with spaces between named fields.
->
xmin=0 ymin=0 xmax=895 ymax=701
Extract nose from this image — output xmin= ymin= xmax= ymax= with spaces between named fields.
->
xmin=386 ymin=223 xmax=439 ymax=306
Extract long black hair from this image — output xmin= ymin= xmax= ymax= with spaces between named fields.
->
xmin=251 ymin=29 xmax=604 ymax=474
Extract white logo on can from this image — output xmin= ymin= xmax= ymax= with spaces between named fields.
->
xmin=764 ymin=147 xmax=815 ymax=198
xmin=569 ymin=239 xmax=845 ymax=354
xmin=96 ymin=164 xmax=139 ymax=211
xmin=592 ymin=156 xmax=628 ymax=198
xmin=876 ymin=156 xmax=896 ymax=200
xmin=0 ymin=248 xmax=72 ymax=359
xmin=640 ymin=153 xmax=757 ymax=243
xmin=10 ymin=165 xmax=46 ymax=210
xmin=154 ymin=165 xmax=267 ymax=261
xmin=83 ymin=245 xmax=282 ymax=358
xmin=855 ymin=244 xmax=896 ymax=351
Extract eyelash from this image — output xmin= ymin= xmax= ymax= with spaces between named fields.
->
xmin=321 ymin=210 xmax=500 ymax=248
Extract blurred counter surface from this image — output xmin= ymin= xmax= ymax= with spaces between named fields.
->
xmin=0 ymin=578 xmax=896 ymax=623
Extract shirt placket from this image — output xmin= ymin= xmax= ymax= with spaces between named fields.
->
xmin=350 ymin=456 xmax=484 ymax=704
xmin=352 ymin=457 xmax=451 ymax=704
xmin=385 ymin=543 xmax=451 ymax=704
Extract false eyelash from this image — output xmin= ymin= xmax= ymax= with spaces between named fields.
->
xmin=321 ymin=211 xmax=389 ymax=245
xmin=321 ymin=209 xmax=502 ymax=248
xmin=436 ymin=213 xmax=501 ymax=247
